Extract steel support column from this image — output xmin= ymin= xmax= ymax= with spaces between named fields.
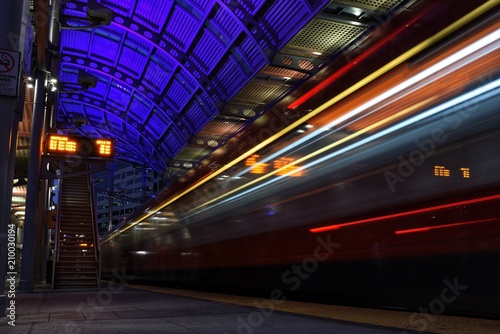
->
xmin=0 ymin=0 xmax=29 ymax=317
xmin=18 ymin=70 xmax=47 ymax=292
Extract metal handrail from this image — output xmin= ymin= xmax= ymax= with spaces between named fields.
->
xmin=52 ymin=160 xmax=63 ymax=289
xmin=87 ymin=161 xmax=101 ymax=287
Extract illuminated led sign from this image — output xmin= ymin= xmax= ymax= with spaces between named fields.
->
xmin=434 ymin=166 xmax=470 ymax=178
xmin=460 ymin=167 xmax=470 ymax=178
xmin=47 ymin=134 xmax=114 ymax=158
xmin=434 ymin=166 xmax=450 ymax=177
xmin=245 ymin=154 xmax=303 ymax=176
xmin=246 ymin=154 xmax=269 ymax=174
xmin=274 ymin=157 xmax=303 ymax=177
xmin=49 ymin=135 xmax=77 ymax=153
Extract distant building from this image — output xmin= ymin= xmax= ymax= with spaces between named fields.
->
xmin=93 ymin=162 xmax=163 ymax=234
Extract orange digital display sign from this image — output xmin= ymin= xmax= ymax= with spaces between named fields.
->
xmin=48 ymin=135 xmax=77 ymax=153
xmin=245 ymin=154 xmax=303 ymax=176
xmin=95 ymin=139 xmax=113 ymax=155
xmin=434 ymin=165 xmax=470 ymax=179
xmin=47 ymin=135 xmax=114 ymax=158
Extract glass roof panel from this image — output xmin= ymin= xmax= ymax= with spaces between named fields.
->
xmin=106 ymin=112 xmax=123 ymax=129
xmin=84 ymin=105 xmax=104 ymax=120
xmin=142 ymin=61 xmax=171 ymax=95
xmin=214 ymin=8 xmax=240 ymax=38
xmin=166 ymin=80 xmax=191 ymax=110
xmin=151 ymin=49 xmax=177 ymax=69
xmin=192 ymin=30 xmax=226 ymax=74
xmin=59 ymin=68 xmax=79 ymax=84
xmin=237 ymin=36 xmax=267 ymax=70
xmin=183 ymin=0 xmax=210 ymax=13
xmin=184 ymin=102 xmax=212 ymax=132
xmin=90 ymin=34 xmax=121 ymax=65
xmin=216 ymin=56 xmax=245 ymax=98
xmin=161 ymin=128 xmax=186 ymax=157
xmin=107 ymin=85 xmax=132 ymax=111
xmin=60 ymin=30 xmax=91 ymax=56
xmin=117 ymin=45 xmax=148 ymax=78
xmin=84 ymin=76 xmax=109 ymax=99
xmin=133 ymin=0 xmax=171 ymax=33
xmin=100 ymin=0 xmax=135 ymax=16
xmin=124 ymin=125 xmax=140 ymax=142
xmin=176 ymin=70 xmax=197 ymax=94
xmin=246 ymin=0 xmax=266 ymax=14
xmin=146 ymin=113 xmax=169 ymax=139
xmin=61 ymin=101 xmax=84 ymax=115
xmin=264 ymin=1 xmax=309 ymax=41
xmin=128 ymin=96 xmax=152 ymax=123
xmin=163 ymin=6 xmax=200 ymax=51
xmin=124 ymin=30 xmax=152 ymax=52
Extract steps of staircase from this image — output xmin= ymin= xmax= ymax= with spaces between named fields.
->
xmin=56 ymin=265 xmax=97 ymax=269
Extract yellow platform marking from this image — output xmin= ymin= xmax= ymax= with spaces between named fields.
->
xmin=129 ymin=284 xmax=500 ymax=334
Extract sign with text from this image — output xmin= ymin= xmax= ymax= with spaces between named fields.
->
xmin=0 ymin=49 xmax=21 ymax=97
xmin=47 ymin=134 xmax=115 ymax=158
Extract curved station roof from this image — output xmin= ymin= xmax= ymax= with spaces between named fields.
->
xmin=52 ymin=0 xmax=410 ymax=182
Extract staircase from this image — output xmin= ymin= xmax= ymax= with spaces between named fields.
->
xmin=53 ymin=162 xmax=100 ymax=289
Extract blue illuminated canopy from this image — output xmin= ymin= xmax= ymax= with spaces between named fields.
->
xmin=53 ymin=0 xmax=412 ymax=185
xmin=56 ymin=0 xmax=331 ymax=172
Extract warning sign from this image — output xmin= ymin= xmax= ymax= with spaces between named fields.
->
xmin=0 ymin=49 xmax=21 ymax=97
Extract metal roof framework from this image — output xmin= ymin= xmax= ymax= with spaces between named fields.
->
xmin=51 ymin=0 xmax=409 ymax=183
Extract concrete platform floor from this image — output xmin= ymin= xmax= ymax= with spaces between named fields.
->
xmin=1 ymin=284 xmax=499 ymax=334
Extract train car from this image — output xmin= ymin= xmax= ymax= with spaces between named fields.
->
xmin=101 ymin=11 xmax=500 ymax=318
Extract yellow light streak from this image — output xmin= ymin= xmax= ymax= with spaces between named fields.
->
xmin=190 ymin=98 xmax=434 ymax=211
xmin=101 ymin=1 xmax=496 ymax=244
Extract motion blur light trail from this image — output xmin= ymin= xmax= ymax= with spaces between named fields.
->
xmin=101 ymin=7 xmax=500 ymax=317
xmin=233 ymin=24 xmax=500 ymax=181
xmin=187 ymin=66 xmax=500 ymax=215
xmin=102 ymin=2 xmax=499 ymax=243
xmin=286 ymin=10 xmax=430 ymax=111
xmin=309 ymin=194 xmax=500 ymax=233
xmin=394 ymin=218 xmax=498 ymax=235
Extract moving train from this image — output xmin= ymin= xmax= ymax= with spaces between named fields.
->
xmin=101 ymin=9 xmax=500 ymax=318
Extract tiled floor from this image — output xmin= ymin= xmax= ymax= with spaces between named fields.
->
xmin=1 ymin=284 xmax=499 ymax=334
xmin=137 ymin=285 xmax=500 ymax=334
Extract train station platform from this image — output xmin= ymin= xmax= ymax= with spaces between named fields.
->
xmin=2 ymin=283 xmax=500 ymax=334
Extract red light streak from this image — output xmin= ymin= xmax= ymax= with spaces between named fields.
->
xmin=287 ymin=13 xmax=430 ymax=111
xmin=309 ymin=194 xmax=500 ymax=233
xmin=394 ymin=218 xmax=497 ymax=235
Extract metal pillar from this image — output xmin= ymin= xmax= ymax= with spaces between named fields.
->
xmin=0 ymin=0 xmax=29 ymax=317
xmin=18 ymin=70 xmax=47 ymax=292
xmin=108 ymin=161 xmax=115 ymax=231
xmin=142 ymin=167 xmax=147 ymax=201
xmin=0 ymin=99 xmax=15 ymax=318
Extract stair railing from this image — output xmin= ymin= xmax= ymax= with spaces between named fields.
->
xmin=52 ymin=160 xmax=64 ymax=289
xmin=87 ymin=161 xmax=101 ymax=288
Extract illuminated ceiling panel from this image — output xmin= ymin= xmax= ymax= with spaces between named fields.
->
xmin=90 ymin=33 xmax=121 ymax=64
xmin=146 ymin=113 xmax=170 ymax=139
xmin=142 ymin=61 xmax=171 ymax=94
xmin=60 ymin=30 xmax=91 ymax=56
xmin=164 ymin=6 xmax=200 ymax=50
xmin=192 ymin=30 xmax=226 ymax=74
xmin=133 ymin=0 xmax=170 ymax=32
xmin=100 ymin=0 xmax=135 ymax=16
xmin=128 ymin=96 xmax=152 ymax=123
xmin=84 ymin=106 xmax=104 ymax=121
xmin=211 ymin=9 xmax=240 ymax=41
